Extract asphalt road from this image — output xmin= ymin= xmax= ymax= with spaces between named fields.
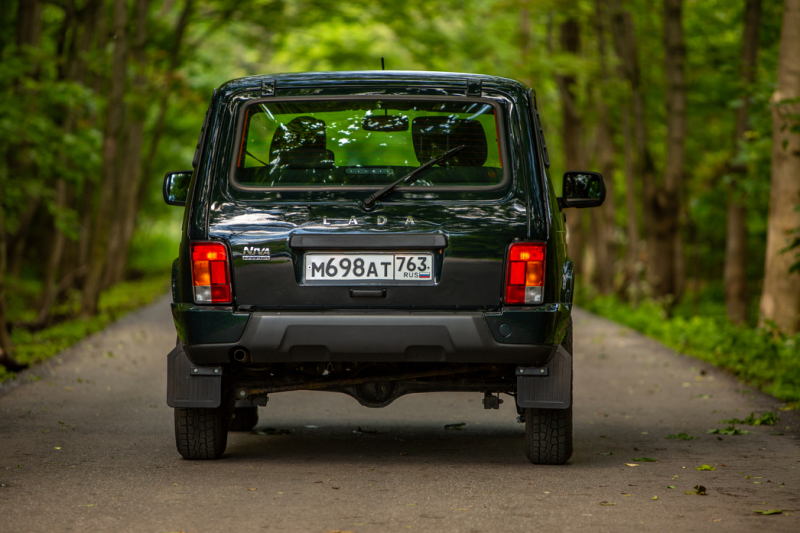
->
xmin=1 ymin=296 xmax=799 ymax=532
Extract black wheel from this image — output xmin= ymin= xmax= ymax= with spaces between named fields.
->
xmin=523 ymin=316 xmax=573 ymax=465
xmin=174 ymin=407 xmax=229 ymax=460
xmin=524 ymin=406 xmax=573 ymax=464
xmin=228 ymin=406 xmax=259 ymax=431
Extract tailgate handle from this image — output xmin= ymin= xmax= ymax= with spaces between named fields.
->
xmin=349 ymin=288 xmax=387 ymax=298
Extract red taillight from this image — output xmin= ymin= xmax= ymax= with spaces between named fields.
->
xmin=191 ymin=242 xmax=231 ymax=304
xmin=505 ymin=243 xmax=545 ymax=304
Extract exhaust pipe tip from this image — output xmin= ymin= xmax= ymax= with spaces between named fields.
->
xmin=232 ymin=347 xmax=250 ymax=363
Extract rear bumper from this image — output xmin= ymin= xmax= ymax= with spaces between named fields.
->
xmin=173 ymin=303 xmax=571 ymax=366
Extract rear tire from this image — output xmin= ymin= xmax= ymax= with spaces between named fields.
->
xmin=524 ymin=406 xmax=573 ymax=464
xmin=523 ymin=316 xmax=573 ymax=465
xmin=228 ymin=406 xmax=258 ymax=432
xmin=174 ymin=407 xmax=229 ymax=460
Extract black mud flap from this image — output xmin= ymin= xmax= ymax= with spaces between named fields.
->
xmin=515 ymin=345 xmax=572 ymax=409
xmin=167 ymin=343 xmax=223 ymax=408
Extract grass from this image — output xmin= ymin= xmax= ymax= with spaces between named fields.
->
xmin=0 ymin=275 xmax=170 ymax=384
xmin=580 ymin=292 xmax=800 ymax=404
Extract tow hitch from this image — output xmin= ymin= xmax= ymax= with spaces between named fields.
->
xmin=482 ymin=392 xmax=503 ymax=409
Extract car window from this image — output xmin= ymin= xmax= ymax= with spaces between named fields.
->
xmin=232 ymin=99 xmax=504 ymax=188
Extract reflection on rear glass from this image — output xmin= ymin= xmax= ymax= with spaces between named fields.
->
xmin=234 ymin=99 xmax=504 ymax=188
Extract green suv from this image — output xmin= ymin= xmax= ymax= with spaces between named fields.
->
xmin=163 ymin=70 xmax=605 ymax=463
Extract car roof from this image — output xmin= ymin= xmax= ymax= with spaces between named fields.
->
xmin=216 ymin=70 xmax=529 ymax=97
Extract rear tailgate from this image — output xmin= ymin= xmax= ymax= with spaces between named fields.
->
xmin=212 ymin=201 xmax=528 ymax=309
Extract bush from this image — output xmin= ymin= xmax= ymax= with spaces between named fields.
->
xmin=581 ymin=294 xmax=800 ymax=403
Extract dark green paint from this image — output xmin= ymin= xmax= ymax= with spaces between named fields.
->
xmin=168 ymin=71 xmax=586 ymax=354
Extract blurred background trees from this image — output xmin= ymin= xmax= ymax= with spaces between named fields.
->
xmin=1 ymin=0 xmax=799 ymax=370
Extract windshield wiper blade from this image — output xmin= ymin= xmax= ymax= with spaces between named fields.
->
xmin=363 ymin=145 xmax=465 ymax=210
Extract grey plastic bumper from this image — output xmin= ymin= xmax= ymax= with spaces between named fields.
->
xmin=184 ymin=311 xmax=557 ymax=366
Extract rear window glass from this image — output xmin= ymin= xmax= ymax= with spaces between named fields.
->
xmin=232 ymin=99 xmax=504 ymax=188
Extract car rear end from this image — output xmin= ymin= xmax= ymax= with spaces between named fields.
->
xmin=167 ymin=72 xmax=575 ymax=462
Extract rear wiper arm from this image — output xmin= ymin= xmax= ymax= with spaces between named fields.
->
xmin=363 ymin=145 xmax=465 ymax=210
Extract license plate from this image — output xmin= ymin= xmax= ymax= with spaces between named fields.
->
xmin=304 ymin=253 xmax=434 ymax=284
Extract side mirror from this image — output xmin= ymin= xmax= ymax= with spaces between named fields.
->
xmin=163 ymin=171 xmax=192 ymax=206
xmin=560 ymin=171 xmax=605 ymax=208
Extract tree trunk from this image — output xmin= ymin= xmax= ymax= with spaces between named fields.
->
xmin=16 ymin=0 xmax=43 ymax=49
xmin=725 ymin=0 xmax=761 ymax=324
xmin=556 ymin=17 xmax=586 ymax=276
xmin=80 ymin=0 xmax=129 ymax=317
xmin=759 ymin=0 xmax=800 ymax=334
xmin=621 ymin=102 xmax=640 ymax=298
xmin=0 ymin=202 xmax=22 ymax=369
xmin=6 ymin=0 xmax=45 ymax=278
xmin=137 ymin=0 xmax=194 ymax=215
xmin=38 ymin=178 xmax=67 ymax=322
xmin=610 ymin=5 xmax=659 ymax=296
xmin=7 ymin=196 xmax=40 ymax=276
xmin=592 ymin=0 xmax=617 ymax=294
xmin=104 ymin=0 xmax=150 ymax=287
xmin=650 ymin=0 xmax=686 ymax=300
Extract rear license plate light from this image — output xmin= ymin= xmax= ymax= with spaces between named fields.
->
xmin=505 ymin=243 xmax=545 ymax=305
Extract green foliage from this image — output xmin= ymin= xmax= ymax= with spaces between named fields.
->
xmin=582 ymin=294 xmax=800 ymax=402
xmin=720 ymin=411 xmax=779 ymax=426
xmin=665 ymin=432 xmax=697 ymax=440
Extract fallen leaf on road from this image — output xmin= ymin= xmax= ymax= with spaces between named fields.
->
xmin=685 ymin=485 xmax=707 ymax=495
xmin=696 ymin=465 xmax=716 ymax=471
xmin=598 ymin=501 xmax=616 ymax=506
xmin=331 ymin=487 xmax=339 ymax=490
xmin=625 ymin=463 xmax=639 ymax=467
xmin=672 ymin=475 xmax=679 ymax=479
xmin=444 ymin=423 xmax=466 ymax=430
xmin=707 ymin=426 xmax=749 ymax=435
xmin=754 ymin=482 xmax=762 ymax=484
xmin=753 ymin=510 xmax=783 ymax=515
xmin=666 ymin=433 xmax=697 ymax=440
xmin=667 ymin=486 xmax=675 ymax=489
xmin=721 ymin=412 xmax=778 ymax=426
xmin=632 ymin=457 xmax=657 ymax=462
xmin=652 ymin=496 xmax=658 ymax=500
xmin=248 ymin=488 xmax=257 ymax=491
xmin=54 ymin=447 xmax=61 ymax=450
xmin=78 ymin=504 xmax=95 ymax=507
xmin=255 ymin=428 xmax=291 ymax=436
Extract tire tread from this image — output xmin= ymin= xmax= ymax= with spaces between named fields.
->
xmin=174 ymin=407 xmax=228 ymax=460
